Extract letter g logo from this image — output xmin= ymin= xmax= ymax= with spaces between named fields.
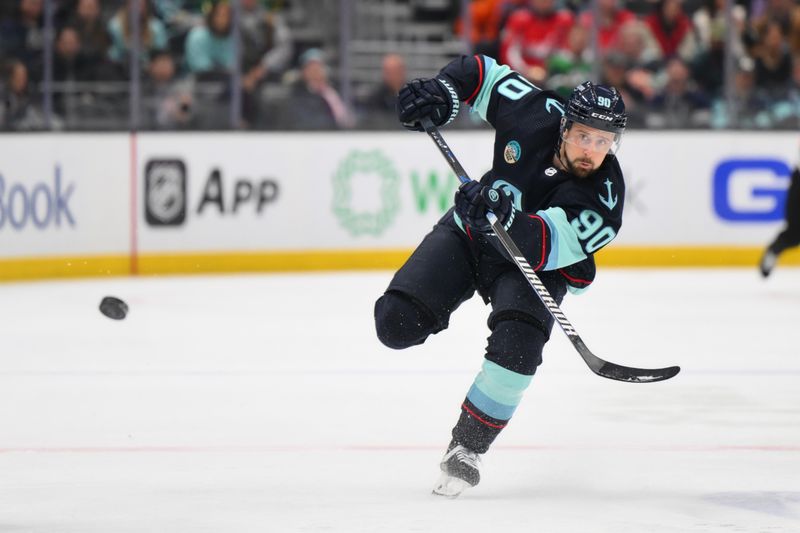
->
xmin=712 ymin=159 xmax=791 ymax=221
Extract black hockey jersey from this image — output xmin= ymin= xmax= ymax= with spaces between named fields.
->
xmin=438 ymin=55 xmax=625 ymax=275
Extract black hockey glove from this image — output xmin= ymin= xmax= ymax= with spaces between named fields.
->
xmin=397 ymin=78 xmax=458 ymax=132
xmin=559 ymin=255 xmax=596 ymax=293
xmin=454 ymin=181 xmax=514 ymax=233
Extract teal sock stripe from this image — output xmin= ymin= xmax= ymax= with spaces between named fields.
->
xmin=466 ymin=359 xmax=533 ymax=421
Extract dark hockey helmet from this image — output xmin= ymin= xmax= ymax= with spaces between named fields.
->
xmin=560 ymin=82 xmax=627 ymax=154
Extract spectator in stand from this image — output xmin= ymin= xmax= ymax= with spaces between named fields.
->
xmin=606 ymin=21 xmax=661 ymax=104
xmin=494 ymin=0 xmax=529 ymax=29
xmin=240 ymin=0 xmax=292 ymax=83
xmin=691 ymin=20 xmax=734 ymax=98
xmin=453 ymin=0 xmax=525 ymax=58
xmin=768 ymin=54 xmax=800 ymax=128
xmin=107 ymin=0 xmax=168 ymax=68
xmin=453 ymin=0 xmax=501 ymax=57
xmin=0 ymin=59 xmax=49 ymax=130
xmin=152 ymin=0 xmax=204 ymax=40
xmin=600 ymin=51 xmax=648 ymax=127
xmin=52 ymin=26 xmax=95 ymax=83
xmin=282 ymin=48 xmax=354 ymax=130
xmin=547 ymin=25 xmax=593 ymax=98
xmin=693 ymin=0 xmax=746 ymax=57
xmin=751 ymin=19 xmax=793 ymax=99
xmin=748 ymin=0 xmax=800 ymax=56
xmin=643 ymin=0 xmax=698 ymax=61
xmin=615 ymin=20 xmax=663 ymax=69
xmin=184 ymin=0 xmax=234 ymax=75
xmin=499 ymin=0 xmax=574 ymax=84
xmin=359 ymin=53 xmax=408 ymax=129
xmin=67 ymin=0 xmax=111 ymax=67
xmin=647 ymin=56 xmax=711 ymax=128
xmin=239 ymin=0 xmax=293 ymax=125
xmin=0 ymin=0 xmax=44 ymax=71
xmin=50 ymin=25 xmax=98 ymax=123
xmin=710 ymin=56 xmax=771 ymax=129
xmin=143 ymin=50 xmax=196 ymax=129
xmin=578 ymin=0 xmax=636 ymax=56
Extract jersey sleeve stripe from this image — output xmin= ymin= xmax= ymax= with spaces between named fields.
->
xmin=526 ymin=214 xmax=548 ymax=271
xmin=537 ymin=207 xmax=588 ymax=270
xmin=471 ymin=55 xmax=512 ymax=122
xmin=558 ymin=268 xmax=592 ymax=285
xmin=465 ymin=55 xmax=484 ymax=105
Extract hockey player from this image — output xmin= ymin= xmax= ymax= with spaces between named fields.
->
xmin=760 ymin=155 xmax=800 ymax=277
xmin=373 ymin=55 xmax=627 ymax=497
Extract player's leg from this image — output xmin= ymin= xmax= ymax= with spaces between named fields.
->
xmin=761 ymin=167 xmax=800 ymax=277
xmin=434 ymin=267 xmax=567 ymax=497
xmin=374 ymin=217 xmax=477 ymax=350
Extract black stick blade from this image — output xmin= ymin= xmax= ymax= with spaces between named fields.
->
xmin=572 ymin=338 xmax=681 ymax=383
xmin=595 ymin=363 xmax=681 ymax=383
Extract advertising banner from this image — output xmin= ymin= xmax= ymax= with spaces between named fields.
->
xmin=617 ymin=132 xmax=799 ymax=245
xmin=2 ymin=130 xmax=799 ymax=280
xmin=0 ymin=134 xmax=129 ymax=258
xmin=136 ymin=131 xmax=800 ymax=251
xmin=136 ymin=132 xmax=483 ymax=252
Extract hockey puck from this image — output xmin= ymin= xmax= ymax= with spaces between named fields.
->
xmin=99 ymin=296 xmax=128 ymax=320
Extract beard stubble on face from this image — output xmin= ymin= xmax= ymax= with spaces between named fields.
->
xmin=565 ymin=151 xmax=596 ymax=179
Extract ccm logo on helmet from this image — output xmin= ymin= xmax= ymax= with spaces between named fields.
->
xmin=590 ymin=112 xmax=614 ymax=121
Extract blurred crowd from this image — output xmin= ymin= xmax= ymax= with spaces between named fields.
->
xmin=1 ymin=0 xmax=799 ymax=131
xmin=0 ymin=0 xmax=319 ymax=130
xmin=460 ymin=0 xmax=800 ymax=129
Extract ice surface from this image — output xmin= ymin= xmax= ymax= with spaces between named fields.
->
xmin=1 ymin=269 xmax=799 ymax=532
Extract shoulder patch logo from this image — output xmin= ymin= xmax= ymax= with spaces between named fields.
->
xmin=545 ymin=98 xmax=565 ymax=115
xmin=504 ymin=141 xmax=521 ymax=164
xmin=545 ymin=167 xmax=557 ymax=176
xmin=598 ymin=178 xmax=618 ymax=210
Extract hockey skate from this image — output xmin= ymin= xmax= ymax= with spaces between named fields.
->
xmin=760 ymin=249 xmax=778 ymax=278
xmin=432 ymin=441 xmax=481 ymax=498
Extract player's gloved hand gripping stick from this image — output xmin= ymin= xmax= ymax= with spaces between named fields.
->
xmin=420 ymin=117 xmax=680 ymax=383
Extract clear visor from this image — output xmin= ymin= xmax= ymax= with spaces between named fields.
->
xmin=561 ymin=127 xmax=622 ymax=155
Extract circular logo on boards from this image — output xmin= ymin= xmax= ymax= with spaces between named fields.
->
xmin=145 ymin=159 xmax=186 ymax=226
xmin=332 ymin=151 xmax=400 ymax=236
xmin=504 ymin=141 xmax=521 ymax=164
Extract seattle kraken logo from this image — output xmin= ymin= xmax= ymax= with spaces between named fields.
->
xmin=492 ymin=180 xmax=523 ymax=210
xmin=598 ymin=178 xmax=618 ymax=210
xmin=545 ymin=98 xmax=565 ymax=115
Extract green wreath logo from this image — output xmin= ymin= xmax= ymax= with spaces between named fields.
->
xmin=332 ymin=150 xmax=401 ymax=236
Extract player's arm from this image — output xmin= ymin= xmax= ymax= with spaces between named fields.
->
xmin=455 ymin=190 xmax=595 ymax=294
xmin=397 ymin=55 xmax=541 ymax=131
xmin=513 ymin=183 xmax=624 ymax=273
xmin=438 ymin=54 xmax=543 ymax=128
xmin=455 ymin=173 xmax=624 ymax=276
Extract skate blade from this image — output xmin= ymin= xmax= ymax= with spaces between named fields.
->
xmin=431 ymin=473 xmax=472 ymax=499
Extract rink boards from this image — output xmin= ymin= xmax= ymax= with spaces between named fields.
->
xmin=0 ymin=130 xmax=798 ymax=280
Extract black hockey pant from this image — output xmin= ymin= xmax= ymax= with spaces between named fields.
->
xmin=374 ymin=218 xmax=567 ymax=453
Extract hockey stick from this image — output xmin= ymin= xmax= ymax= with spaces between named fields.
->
xmin=420 ymin=118 xmax=679 ymax=383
